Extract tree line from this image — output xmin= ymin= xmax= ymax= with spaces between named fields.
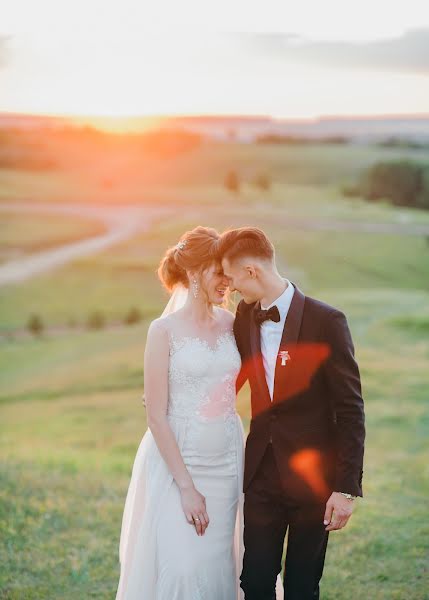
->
xmin=344 ymin=160 xmax=429 ymax=210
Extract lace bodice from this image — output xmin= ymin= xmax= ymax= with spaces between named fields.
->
xmin=166 ymin=329 xmax=241 ymax=422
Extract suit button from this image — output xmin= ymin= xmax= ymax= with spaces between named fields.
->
xmin=270 ymin=414 xmax=276 ymax=421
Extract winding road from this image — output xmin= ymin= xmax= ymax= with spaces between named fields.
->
xmin=0 ymin=202 xmax=170 ymax=286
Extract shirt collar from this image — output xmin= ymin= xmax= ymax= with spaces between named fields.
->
xmin=261 ymin=279 xmax=294 ymax=319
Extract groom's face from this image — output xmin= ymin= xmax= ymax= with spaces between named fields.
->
xmin=221 ymin=257 xmax=261 ymax=304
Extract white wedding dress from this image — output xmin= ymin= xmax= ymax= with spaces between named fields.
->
xmin=116 ymin=318 xmax=246 ymax=600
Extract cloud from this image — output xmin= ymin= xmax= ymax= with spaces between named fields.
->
xmin=241 ymin=29 xmax=429 ymax=75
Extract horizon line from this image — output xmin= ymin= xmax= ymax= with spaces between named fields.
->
xmin=1 ymin=110 xmax=429 ymax=123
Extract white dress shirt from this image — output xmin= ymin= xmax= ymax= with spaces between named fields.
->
xmin=260 ymin=279 xmax=295 ymax=401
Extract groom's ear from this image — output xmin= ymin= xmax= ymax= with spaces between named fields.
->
xmin=245 ymin=264 xmax=257 ymax=279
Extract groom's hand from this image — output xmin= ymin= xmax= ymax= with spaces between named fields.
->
xmin=323 ymin=492 xmax=354 ymax=531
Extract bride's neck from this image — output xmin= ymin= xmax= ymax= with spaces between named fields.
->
xmin=182 ymin=294 xmax=215 ymax=325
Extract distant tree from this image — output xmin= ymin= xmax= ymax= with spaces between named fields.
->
xmin=256 ymin=134 xmax=349 ymax=145
xmin=87 ymin=310 xmax=105 ymax=330
xmin=343 ymin=160 xmax=429 ymax=212
xmin=416 ymin=167 xmax=429 ymax=210
xmin=319 ymin=136 xmax=349 ymax=145
xmin=224 ymin=170 xmax=240 ymax=193
xmin=252 ymin=173 xmax=271 ymax=191
xmin=376 ymin=137 xmax=427 ymax=150
xmin=341 ymin=183 xmax=360 ymax=198
xmin=67 ymin=316 xmax=77 ymax=328
xmin=124 ymin=307 xmax=142 ymax=325
xmin=256 ymin=134 xmax=308 ymax=144
xmin=27 ymin=314 xmax=44 ymax=337
xmin=361 ymin=161 xmax=423 ymax=207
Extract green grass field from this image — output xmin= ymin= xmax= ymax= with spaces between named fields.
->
xmin=1 ymin=140 xmax=428 ymax=599
xmin=2 ymin=139 xmax=429 ymax=205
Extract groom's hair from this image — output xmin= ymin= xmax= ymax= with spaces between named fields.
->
xmin=216 ymin=227 xmax=274 ymax=263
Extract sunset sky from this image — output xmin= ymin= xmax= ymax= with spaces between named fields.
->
xmin=1 ymin=0 xmax=428 ymax=119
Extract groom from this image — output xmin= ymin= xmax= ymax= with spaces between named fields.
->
xmin=217 ymin=227 xmax=365 ymax=600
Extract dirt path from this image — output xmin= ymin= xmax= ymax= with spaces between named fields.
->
xmin=0 ymin=202 xmax=170 ymax=286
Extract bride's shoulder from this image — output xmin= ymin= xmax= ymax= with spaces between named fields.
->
xmin=144 ymin=318 xmax=171 ymax=358
xmin=147 ymin=316 xmax=171 ymax=338
xmin=149 ymin=311 xmax=186 ymax=338
xmin=153 ymin=310 xmax=181 ymax=326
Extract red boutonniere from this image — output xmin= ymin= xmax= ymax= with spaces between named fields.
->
xmin=278 ymin=350 xmax=291 ymax=366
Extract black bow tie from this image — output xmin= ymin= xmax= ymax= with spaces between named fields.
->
xmin=254 ymin=305 xmax=281 ymax=325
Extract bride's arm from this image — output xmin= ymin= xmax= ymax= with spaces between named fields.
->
xmin=144 ymin=320 xmax=192 ymax=489
xmin=144 ymin=319 xmax=209 ymax=535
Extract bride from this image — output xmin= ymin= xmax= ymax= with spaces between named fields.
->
xmin=115 ymin=226 xmax=246 ymax=599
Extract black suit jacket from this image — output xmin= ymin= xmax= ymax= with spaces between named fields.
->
xmin=234 ymin=282 xmax=365 ymax=502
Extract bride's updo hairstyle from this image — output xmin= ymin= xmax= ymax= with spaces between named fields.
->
xmin=158 ymin=226 xmax=220 ymax=292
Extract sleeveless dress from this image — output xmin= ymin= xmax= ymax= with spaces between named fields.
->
xmin=115 ymin=322 xmax=246 ymax=599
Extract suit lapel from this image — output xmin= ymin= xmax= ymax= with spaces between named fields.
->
xmin=272 ymin=282 xmax=305 ymax=404
xmin=249 ymin=302 xmax=272 ymax=415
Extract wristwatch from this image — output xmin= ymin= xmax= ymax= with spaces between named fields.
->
xmin=338 ymin=492 xmax=357 ymax=500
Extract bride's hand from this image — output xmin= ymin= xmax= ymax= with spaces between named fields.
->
xmin=180 ymin=485 xmax=210 ymax=536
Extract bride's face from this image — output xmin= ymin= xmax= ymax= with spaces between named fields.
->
xmin=199 ymin=262 xmax=229 ymax=305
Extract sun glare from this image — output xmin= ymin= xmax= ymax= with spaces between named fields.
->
xmin=0 ymin=2 xmax=428 ymax=119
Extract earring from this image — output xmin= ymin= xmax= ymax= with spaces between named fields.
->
xmin=192 ymin=278 xmax=199 ymax=298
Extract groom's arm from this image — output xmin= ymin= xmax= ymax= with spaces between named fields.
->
xmin=322 ymin=309 xmax=365 ymax=532
xmin=324 ymin=309 xmax=365 ymax=498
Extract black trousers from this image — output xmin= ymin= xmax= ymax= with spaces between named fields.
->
xmin=240 ymin=443 xmax=329 ymax=600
